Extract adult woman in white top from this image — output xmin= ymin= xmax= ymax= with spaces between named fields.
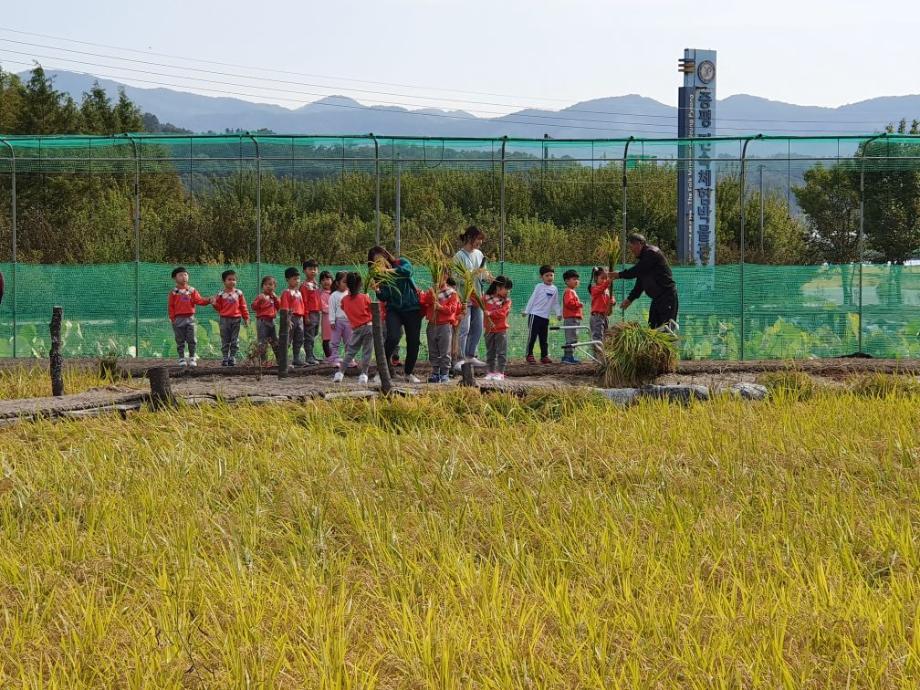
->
xmin=453 ymin=226 xmax=489 ymax=368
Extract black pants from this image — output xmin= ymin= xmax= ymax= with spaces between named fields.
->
xmin=385 ymin=308 xmax=423 ymax=376
xmin=526 ymin=314 xmax=549 ymax=358
xmin=649 ymin=292 xmax=679 ymax=329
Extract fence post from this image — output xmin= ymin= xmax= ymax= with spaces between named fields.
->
xmin=0 ymin=138 xmax=16 ymax=358
xmin=49 ymin=306 xmax=64 ymax=396
xmin=858 ymin=133 xmax=885 ymax=355
xmin=395 ymin=153 xmax=401 ymax=255
xmin=126 ymin=134 xmax=141 ymax=358
xmin=246 ymin=134 xmax=262 ymax=286
xmin=277 ymin=308 xmax=290 ymax=378
xmin=738 ymin=135 xmax=761 ymax=361
xmin=620 ymin=137 xmax=634 ymax=318
xmin=371 ymin=134 xmax=381 ymax=245
xmin=499 ymin=137 xmax=507 ymax=275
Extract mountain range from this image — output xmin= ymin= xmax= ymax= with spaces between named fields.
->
xmin=24 ymin=69 xmax=920 ymax=138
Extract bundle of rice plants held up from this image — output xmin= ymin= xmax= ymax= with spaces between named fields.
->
xmin=598 ymin=321 xmax=678 ymax=387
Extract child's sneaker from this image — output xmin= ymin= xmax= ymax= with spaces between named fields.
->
xmin=561 ymin=356 xmax=580 ymax=365
xmin=494 ymin=372 xmax=506 ymax=380
xmin=306 ymin=358 xmax=319 ymax=366
xmin=357 ymin=373 xmax=369 ymax=385
xmin=332 ymin=370 xmax=344 ymax=383
xmin=178 ymin=357 xmax=188 ymax=367
xmin=228 ymin=357 xmax=236 ymax=367
xmin=292 ymin=359 xmax=304 ymax=367
xmin=438 ymin=374 xmax=451 ymax=383
xmin=483 ymin=372 xmax=496 ymax=380
xmin=540 ymin=356 xmax=553 ymax=365
xmin=526 ymin=354 xmax=537 ymax=365
xmin=427 ymin=374 xmax=440 ymax=384
xmin=221 ymin=358 xmax=230 ymax=367
xmin=405 ymin=374 xmax=421 ymax=384
xmin=452 ymin=359 xmax=465 ymax=373
xmin=187 ymin=357 xmax=197 ymax=368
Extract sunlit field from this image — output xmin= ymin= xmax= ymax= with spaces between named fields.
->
xmin=1 ymin=389 xmax=918 ymax=687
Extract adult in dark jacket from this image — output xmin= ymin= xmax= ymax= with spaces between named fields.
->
xmin=613 ymin=233 xmax=678 ymax=329
xmin=368 ymin=246 xmax=423 ymax=383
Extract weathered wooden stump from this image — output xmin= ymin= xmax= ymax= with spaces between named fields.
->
xmin=277 ymin=309 xmax=290 ymax=379
xmin=49 ymin=306 xmax=64 ymax=397
xmin=460 ymin=361 xmax=476 ymax=387
xmin=148 ymin=367 xmax=175 ymax=409
xmin=371 ymin=302 xmax=392 ymax=395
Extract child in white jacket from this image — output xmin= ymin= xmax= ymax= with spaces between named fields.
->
xmin=523 ymin=264 xmax=561 ymax=364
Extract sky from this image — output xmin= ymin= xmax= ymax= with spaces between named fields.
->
xmin=2 ymin=0 xmax=920 ymax=115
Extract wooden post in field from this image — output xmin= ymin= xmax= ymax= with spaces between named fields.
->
xmin=49 ymin=306 xmax=64 ymax=397
xmin=371 ymin=302 xmax=392 ymax=395
xmin=460 ymin=361 xmax=476 ymax=387
xmin=277 ymin=308 xmax=290 ymax=379
xmin=148 ymin=366 xmax=175 ymax=409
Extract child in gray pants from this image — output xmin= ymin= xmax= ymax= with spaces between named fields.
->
xmin=483 ymin=275 xmax=513 ymax=381
xmin=561 ymin=269 xmax=583 ymax=365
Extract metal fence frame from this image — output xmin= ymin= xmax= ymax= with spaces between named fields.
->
xmin=1 ymin=132 xmax=920 ymax=359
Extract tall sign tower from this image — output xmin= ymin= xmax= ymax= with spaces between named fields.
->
xmin=677 ymin=49 xmax=717 ymax=265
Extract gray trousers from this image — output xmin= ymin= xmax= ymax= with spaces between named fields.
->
xmin=426 ymin=323 xmax=452 ymax=375
xmin=172 ymin=316 xmax=196 ymax=358
xmin=485 ymin=331 xmax=508 ymax=373
xmin=344 ymin=323 xmax=373 ymax=375
xmin=590 ymin=314 xmax=608 ymax=342
xmin=256 ymin=318 xmax=279 ymax=359
xmin=289 ymin=316 xmax=305 ymax=363
xmin=304 ymin=311 xmax=321 ymax=361
xmin=563 ymin=317 xmax=581 ymax=357
xmin=219 ymin=316 xmax=242 ymax=359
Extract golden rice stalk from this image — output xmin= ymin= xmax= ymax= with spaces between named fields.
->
xmin=594 ymin=233 xmax=622 ymax=271
xmin=598 ymin=321 xmax=678 ymax=387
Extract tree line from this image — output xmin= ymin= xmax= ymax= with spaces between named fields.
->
xmin=1 ymin=65 xmax=919 ymax=266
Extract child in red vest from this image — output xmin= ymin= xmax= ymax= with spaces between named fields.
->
xmin=589 ymin=266 xmax=616 ymax=341
xmin=212 ymin=269 xmax=250 ymax=366
xmin=319 ymin=270 xmax=334 ymax=359
xmin=167 ymin=266 xmax=212 ymax=367
xmin=332 ymin=272 xmax=374 ymax=385
xmin=420 ymin=276 xmax=460 ymax=383
xmin=301 ymin=259 xmax=322 ymax=366
xmin=251 ymin=275 xmax=280 ymax=363
xmin=561 ymin=269 xmax=583 ymax=365
xmin=483 ymin=276 xmax=513 ymax=380
xmin=280 ymin=267 xmax=306 ymax=365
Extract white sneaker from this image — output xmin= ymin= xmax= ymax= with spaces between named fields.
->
xmin=358 ymin=373 xmax=369 ymax=385
xmin=177 ymin=358 xmax=187 ymax=367
xmin=332 ymin=370 xmax=344 ymax=383
xmin=405 ymin=374 xmax=421 ymax=384
xmin=452 ymin=359 xmax=465 ymax=373
xmin=371 ymin=374 xmax=380 ymax=384
xmin=468 ymin=357 xmax=487 ymax=367
xmin=483 ymin=372 xmax=496 ymax=380
xmin=187 ymin=357 xmax=197 ymax=368
xmin=494 ymin=372 xmax=506 ymax=380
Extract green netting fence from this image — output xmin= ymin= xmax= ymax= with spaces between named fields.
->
xmin=1 ymin=261 xmax=917 ymax=361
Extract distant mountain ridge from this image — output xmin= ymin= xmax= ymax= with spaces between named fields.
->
xmin=21 ymin=70 xmax=920 ymax=138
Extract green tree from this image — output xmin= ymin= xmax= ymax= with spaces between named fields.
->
xmin=0 ymin=67 xmax=25 ymax=133
xmin=793 ymin=164 xmax=860 ymax=264
xmin=16 ymin=65 xmax=81 ymax=134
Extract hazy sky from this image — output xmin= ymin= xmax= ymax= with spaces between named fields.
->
xmin=2 ymin=0 xmax=919 ymax=115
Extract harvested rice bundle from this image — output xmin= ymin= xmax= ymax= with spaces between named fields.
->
xmin=598 ymin=321 xmax=677 ymax=387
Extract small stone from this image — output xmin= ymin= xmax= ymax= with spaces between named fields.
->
xmin=640 ymin=384 xmax=710 ymax=403
xmin=596 ymin=388 xmax=640 ymax=406
xmin=729 ymin=382 xmax=769 ymax=400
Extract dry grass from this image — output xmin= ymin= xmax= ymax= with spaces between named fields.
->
xmin=0 ymin=365 xmax=137 ymax=400
xmin=0 ymin=388 xmax=919 ymax=687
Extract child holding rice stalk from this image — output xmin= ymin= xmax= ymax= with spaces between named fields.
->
xmin=589 ymin=266 xmax=616 ymax=341
xmin=419 ymin=275 xmax=461 ymax=383
xmin=483 ymin=276 xmax=513 ymax=380
xmin=561 ymin=269 xmax=584 ymax=365
xmin=453 ymin=226 xmax=489 ymax=370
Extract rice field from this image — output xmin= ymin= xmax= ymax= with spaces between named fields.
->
xmin=1 ymin=388 xmax=919 ymax=687
xmin=0 ymin=365 xmax=135 ymax=400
